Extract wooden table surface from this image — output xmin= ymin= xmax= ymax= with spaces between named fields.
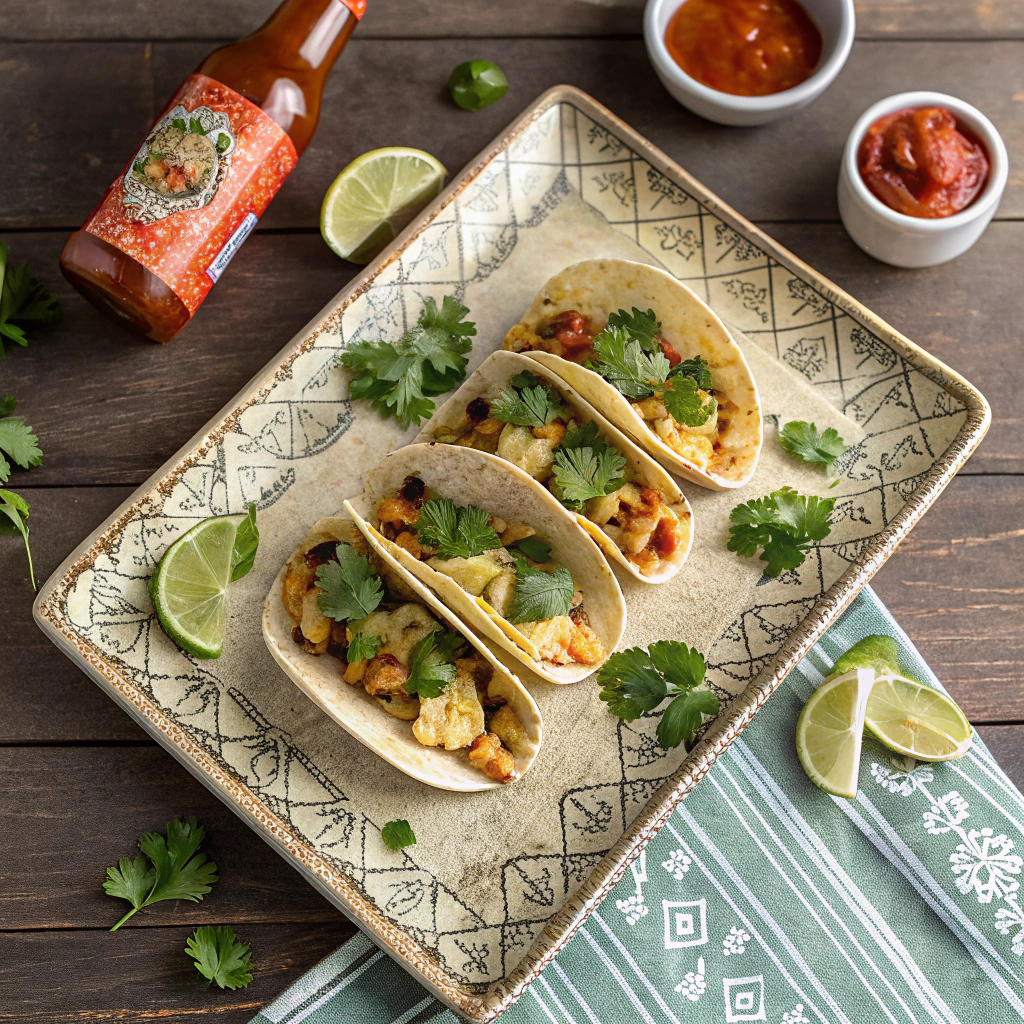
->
xmin=2 ymin=0 xmax=1022 ymax=1019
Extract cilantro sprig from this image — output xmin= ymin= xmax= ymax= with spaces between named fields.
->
xmin=103 ymin=818 xmax=218 ymax=931
xmin=316 ymin=543 xmax=384 ymax=621
xmin=415 ymin=497 xmax=501 ymax=559
xmin=606 ymin=306 xmax=661 ymax=350
xmin=551 ymin=422 xmax=626 ymax=511
xmin=403 ymin=629 xmax=466 ymax=698
xmin=491 ymin=371 xmax=567 ymax=428
xmin=588 ymin=326 xmax=671 ymax=399
xmin=672 ymin=355 xmax=713 ymax=390
xmin=185 ymin=926 xmax=253 ymax=990
xmin=662 ymin=374 xmax=715 ymax=428
xmin=0 ymin=241 xmax=60 ymax=357
xmin=509 ymin=555 xmax=574 ymax=624
xmin=382 ymin=818 xmax=417 ymax=851
xmin=0 ymin=396 xmax=43 ymax=589
xmin=341 ymin=296 xmax=476 ymax=428
xmin=0 ymin=488 xmax=34 ymax=588
xmin=346 ymin=632 xmax=382 ymax=663
xmin=598 ymin=641 xmax=719 ymax=749
xmin=727 ymin=487 xmax=836 ymax=578
xmin=779 ymin=420 xmax=847 ymax=477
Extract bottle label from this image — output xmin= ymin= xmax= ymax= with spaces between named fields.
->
xmin=83 ymin=74 xmax=298 ymax=317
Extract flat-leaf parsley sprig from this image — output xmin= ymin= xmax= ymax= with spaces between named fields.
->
xmin=598 ymin=640 xmax=719 ymax=749
xmin=103 ymin=818 xmax=218 ymax=931
xmin=185 ymin=926 xmax=254 ymax=990
xmin=727 ymin=486 xmax=835 ymax=578
xmin=340 ymin=295 xmax=476 ymax=428
xmin=779 ymin=420 xmax=847 ymax=479
xmin=0 ymin=241 xmax=60 ymax=357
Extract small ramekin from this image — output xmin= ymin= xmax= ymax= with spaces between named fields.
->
xmin=838 ymin=91 xmax=1008 ymax=268
xmin=643 ymin=0 xmax=855 ymax=127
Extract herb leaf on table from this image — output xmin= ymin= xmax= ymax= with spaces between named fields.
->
xmin=0 ymin=241 xmax=60 ymax=357
xmin=185 ymin=926 xmax=254 ymax=990
xmin=381 ymin=819 xmax=417 ymax=851
xmin=779 ymin=419 xmax=847 ymax=475
xmin=341 ymin=295 xmax=476 ymax=428
xmin=103 ymin=818 xmax=218 ymax=931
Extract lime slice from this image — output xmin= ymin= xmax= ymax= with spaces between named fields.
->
xmin=320 ymin=147 xmax=446 ymax=264
xmin=796 ymin=668 xmax=875 ymax=798
xmin=865 ymin=672 xmax=973 ymax=761
xmin=150 ymin=513 xmax=248 ymax=659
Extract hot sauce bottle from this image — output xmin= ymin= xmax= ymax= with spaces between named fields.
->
xmin=60 ymin=0 xmax=365 ymax=343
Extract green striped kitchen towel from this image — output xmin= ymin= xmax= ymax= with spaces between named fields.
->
xmin=250 ymin=587 xmax=1024 ymax=1023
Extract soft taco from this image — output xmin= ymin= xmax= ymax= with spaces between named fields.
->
xmin=415 ymin=350 xmax=693 ymax=584
xmin=345 ymin=443 xmax=626 ymax=685
xmin=263 ymin=511 xmax=542 ymax=791
xmin=503 ymin=258 xmax=762 ymax=490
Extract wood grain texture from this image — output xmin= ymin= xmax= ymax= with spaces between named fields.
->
xmin=3 ymin=476 xmax=1020 ymax=747
xmin=0 ymin=923 xmax=355 ymax=1023
xmin=1 ymin=747 xmax=345 ymax=929
xmin=0 ymin=0 xmax=1021 ymax=41
xmin=2 ymin=39 xmax=1022 ymax=231
xmin=2 ymin=223 xmax=1019 ymax=488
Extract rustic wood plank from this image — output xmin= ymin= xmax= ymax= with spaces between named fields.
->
xmin=3 ymin=476 xmax=1021 ymax=747
xmin=2 ymin=40 xmax=1022 ymax=231
xmin=1 ymin=746 xmax=346 ymax=929
xmin=979 ymin=725 xmax=1024 ymax=784
xmin=0 ymin=923 xmax=354 ymax=1023
xmin=0 ymin=0 xmax=1021 ymax=42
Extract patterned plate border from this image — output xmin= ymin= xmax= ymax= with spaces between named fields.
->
xmin=33 ymin=86 xmax=990 ymax=1021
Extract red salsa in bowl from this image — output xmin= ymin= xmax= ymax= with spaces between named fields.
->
xmin=664 ymin=0 xmax=823 ymax=97
xmin=858 ymin=107 xmax=990 ymax=219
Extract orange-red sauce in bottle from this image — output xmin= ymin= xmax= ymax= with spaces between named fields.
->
xmin=60 ymin=0 xmax=364 ymax=343
xmin=664 ymin=0 xmax=822 ymax=97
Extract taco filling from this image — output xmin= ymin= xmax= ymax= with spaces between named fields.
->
xmin=281 ymin=536 xmax=524 ymax=783
xmin=506 ymin=306 xmax=729 ymax=473
xmin=431 ymin=371 xmax=687 ymax=577
xmin=373 ymin=477 xmax=605 ymax=668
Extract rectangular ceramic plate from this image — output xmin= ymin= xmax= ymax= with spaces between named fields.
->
xmin=34 ymin=87 xmax=988 ymax=1021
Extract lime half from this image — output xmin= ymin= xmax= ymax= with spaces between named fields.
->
xmin=796 ymin=668 xmax=875 ymax=798
xmin=150 ymin=513 xmax=248 ymax=659
xmin=865 ymin=672 xmax=973 ymax=761
xmin=320 ymin=147 xmax=446 ymax=264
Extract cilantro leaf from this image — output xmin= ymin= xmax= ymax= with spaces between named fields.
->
xmin=415 ymin=497 xmax=501 ymax=558
xmin=551 ymin=444 xmax=626 ymax=511
xmin=403 ymin=629 xmax=465 ymax=698
xmin=229 ymin=503 xmax=259 ymax=581
xmin=346 ymin=632 xmax=382 ymax=663
xmin=605 ymin=307 xmax=660 ymax=352
xmin=588 ymin=327 xmax=670 ymax=399
xmin=185 ymin=926 xmax=253 ymax=991
xmin=104 ymin=818 xmax=218 ymax=931
xmin=597 ymin=648 xmax=668 ymax=722
xmin=490 ymin=375 xmax=567 ymax=428
xmin=670 ymin=355 xmax=713 ymax=390
xmin=381 ymin=819 xmax=417 ymax=851
xmin=171 ymin=117 xmax=188 ymax=133
xmin=340 ymin=295 xmax=475 ymax=428
xmin=215 ymin=133 xmax=231 ymax=154
xmin=0 ymin=242 xmax=60 ymax=358
xmin=316 ymin=543 xmax=384 ymax=621
xmin=0 ymin=396 xmax=16 ymax=417
xmin=513 ymin=536 xmax=551 ymax=563
xmin=0 ymin=488 xmax=34 ymax=589
xmin=508 ymin=558 xmax=574 ymax=624
xmin=779 ymin=420 xmax=847 ymax=475
xmin=662 ymin=375 xmax=715 ymax=428
xmin=188 ymin=117 xmax=206 ymax=136
xmin=557 ymin=420 xmax=604 ymax=452
xmin=0 ymin=417 xmax=42 ymax=482
xmin=597 ymin=640 xmax=718 ymax=749
xmin=658 ymin=689 xmax=721 ymax=749
xmin=727 ymin=487 xmax=836 ymax=578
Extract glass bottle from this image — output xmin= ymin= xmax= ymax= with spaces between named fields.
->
xmin=60 ymin=0 xmax=364 ymax=343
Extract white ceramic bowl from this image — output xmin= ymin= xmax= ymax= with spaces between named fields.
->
xmin=838 ymin=91 xmax=1008 ymax=268
xmin=643 ymin=0 xmax=855 ymax=126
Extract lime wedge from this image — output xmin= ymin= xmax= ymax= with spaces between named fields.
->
xmin=149 ymin=513 xmax=248 ymax=659
xmin=865 ymin=672 xmax=973 ymax=761
xmin=320 ymin=147 xmax=446 ymax=264
xmin=796 ymin=668 xmax=875 ymax=798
